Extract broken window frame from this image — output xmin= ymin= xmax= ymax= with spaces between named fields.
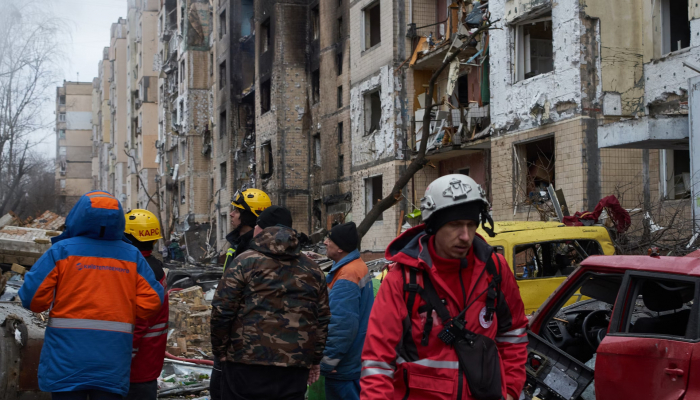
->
xmin=336 ymin=51 xmax=343 ymax=76
xmin=261 ymin=141 xmax=273 ymax=179
xmin=260 ymin=18 xmax=271 ymax=53
xmin=260 ymin=79 xmax=271 ymax=114
xmin=364 ymin=175 xmax=383 ymax=221
xmin=180 ymin=180 xmax=186 ymax=204
xmin=219 ymin=111 xmax=227 ymax=139
xmin=513 ymin=136 xmax=555 ymax=207
xmin=512 ymin=12 xmax=554 ymax=82
xmin=311 ymin=70 xmax=320 ymax=104
xmin=220 ymin=212 xmax=228 ymax=241
xmin=660 ymin=149 xmax=691 ymax=200
xmin=220 ymin=161 xmax=227 ymax=188
xmin=338 ymin=121 xmax=343 ymax=144
xmin=337 ymin=85 xmax=343 ymax=109
xmin=313 ymin=134 xmax=321 ymax=167
xmin=311 ymin=6 xmax=320 ymax=40
xmin=362 ymin=1 xmax=381 ymax=51
xmin=180 ymin=59 xmax=185 ymax=83
xmin=364 ymin=88 xmax=382 ymax=135
xmin=660 ymin=0 xmax=691 ymax=55
xmin=219 ymin=9 xmax=226 ymax=39
xmin=219 ymin=60 xmax=226 ymax=90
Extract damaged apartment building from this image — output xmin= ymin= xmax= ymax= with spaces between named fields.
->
xmin=84 ymin=0 xmax=700 ymax=257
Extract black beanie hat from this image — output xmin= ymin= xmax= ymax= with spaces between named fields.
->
xmin=238 ymin=208 xmax=258 ymax=229
xmin=425 ymin=202 xmax=482 ymax=235
xmin=328 ymin=222 xmax=359 ymax=253
xmin=257 ymin=205 xmax=293 ymax=229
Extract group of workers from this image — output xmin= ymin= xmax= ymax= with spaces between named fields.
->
xmin=17 ymin=173 xmax=528 ymax=400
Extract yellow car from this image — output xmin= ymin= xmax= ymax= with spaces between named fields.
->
xmin=478 ymin=221 xmax=615 ymax=313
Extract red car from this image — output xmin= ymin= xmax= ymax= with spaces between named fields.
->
xmin=523 ymin=254 xmax=700 ymax=400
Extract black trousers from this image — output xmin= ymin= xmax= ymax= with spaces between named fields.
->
xmin=52 ymin=390 xmax=122 ymax=400
xmin=211 ymin=358 xmax=223 ymax=400
xmin=221 ymin=362 xmax=309 ymax=400
xmin=123 ymin=380 xmax=158 ymax=400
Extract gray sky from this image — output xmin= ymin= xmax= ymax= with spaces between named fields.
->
xmin=36 ymin=0 xmax=128 ymax=157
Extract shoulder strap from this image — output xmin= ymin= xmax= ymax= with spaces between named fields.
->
xmin=483 ymin=252 xmax=502 ymax=322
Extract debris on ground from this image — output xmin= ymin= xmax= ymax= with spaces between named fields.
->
xmin=168 ymin=286 xmax=213 ymax=358
xmin=157 ymin=359 xmax=212 ymax=398
xmin=0 ymin=271 xmax=24 ymax=302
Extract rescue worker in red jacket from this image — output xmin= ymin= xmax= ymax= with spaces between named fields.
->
xmin=124 ymin=209 xmax=169 ymax=400
xmin=360 ymin=174 xmax=528 ymax=400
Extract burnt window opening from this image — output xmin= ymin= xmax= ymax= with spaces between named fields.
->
xmin=364 ymin=89 xmax=381 ymax=135
xmin=220 ymin=162 xmax=227 ymax=188
xmin=338 ymin=121 xmax=343 ymax=143
xmin=312 ymin=70 xmax=320 ymax=104
xmin=365 ymin=175 xmax=383 ymax=220
xmin=219 ymin=111 xmax=227 ymax=138
xmin=179 ymin=100 xmax=185 ymax=124
xmin=661 ymin=0 xmax=690 ymax=54
xmin=260 ymin=18 xmax=271 ymax=53
xmin=180 ymin=59 xmax=185 ymax=82
xmin=514 ymin=12 xmax=553 ymax=82
xmin=663 ymin=149 xmax=691 ymax=199
xmin=220 ymin=212 xmax=228 ymax=240
xmin=313 ymin=134 xmax=321 ymax=166
xmin=261 ymin=141 xmax=273 ymax=179
xmin=338 ymin=154 xmax=344 ymax=177
xmin=514 ymin=136 xmax=555 ymax=205
xmin=337 ymin=85 xmax=343 ymax=108
xmin=457 ymin=74 xmax=469 ymax=106
xmin=312 ymin=7 xmax=320 ymax=40
xmin=260 ymin=79 xmax=271 ymax=114
xmin=363 ymin=2 xmax=381 ymax=50
xmin=180 ymin=180 xmax=186 ymax=204
xmin=219 ymin=10 xmax=226 ymax=39
xmin=337 ymin=17 xmax=343 ymax=42
xmin=241 ymin=0 xmax=254 ymax=36
xmin=209 ymin=52 xmax=214 ymax=76
xmin=336 ymin=51 xmax=343 ymax=75
xmin=219 ymin=60 xmax=226 ymax=89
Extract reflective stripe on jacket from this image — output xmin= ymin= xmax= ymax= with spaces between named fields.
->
xmin=360 ymin=225 xmax=528 ymax=400
xmin=19 ymin=191 xmax=164 ymax=396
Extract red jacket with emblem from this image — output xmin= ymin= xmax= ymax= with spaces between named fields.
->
xmin=131 ymin=253 xmax=169 ymax=383
xmin=360 ymin=225 xmax=528 ymax=400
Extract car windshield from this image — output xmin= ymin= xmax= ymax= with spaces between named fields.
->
xmin=513 ymin=240 xmax=602 ymax=279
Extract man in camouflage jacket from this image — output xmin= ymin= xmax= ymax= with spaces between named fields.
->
xmin=211 ymin=206 xmax=331 ymax=400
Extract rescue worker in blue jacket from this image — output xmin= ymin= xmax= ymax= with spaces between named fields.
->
xmin=321 ymin=222 xmax=375 ymax=400
xmin=19 ymin=191 xmax=164 ymax=400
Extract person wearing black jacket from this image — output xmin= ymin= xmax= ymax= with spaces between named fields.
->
xmin=212 ymin=188 xmax=271 ymax=400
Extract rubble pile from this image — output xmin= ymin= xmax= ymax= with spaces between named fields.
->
xmin=157 ymin=359 xmax=212 ymax=398
xmin=168 ymin=286 xmax=214 ymax=358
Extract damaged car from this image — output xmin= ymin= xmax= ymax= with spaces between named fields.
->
xmin=523 ymin=253 xmax=700 ymax=400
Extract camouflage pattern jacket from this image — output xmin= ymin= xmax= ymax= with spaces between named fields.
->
xmin=211 ymin=225 xmax=331 ymax=368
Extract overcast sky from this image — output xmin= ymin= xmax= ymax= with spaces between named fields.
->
xmin=36 ymin=0 xmax=128 ymax=157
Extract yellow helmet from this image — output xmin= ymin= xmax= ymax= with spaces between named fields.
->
xmin=125 ymin=209 xmax=163 ymax=242
xmin=231 ymin=188 xmax=271 ymax=217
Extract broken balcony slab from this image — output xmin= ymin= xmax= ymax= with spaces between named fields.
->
xmin=598 ymin=115 xmax=689 ymax=150
xmin=413 ymin=44 xmax=478 ymax=71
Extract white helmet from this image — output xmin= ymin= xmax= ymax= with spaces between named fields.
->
xmin=420 ymin=174 xmax=489 ymax=221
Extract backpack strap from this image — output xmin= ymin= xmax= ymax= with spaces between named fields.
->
xmin=483 ymin=252 xmax=502 ymax=322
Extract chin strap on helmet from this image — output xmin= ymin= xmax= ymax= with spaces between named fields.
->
xmin=480 ymin=206 xmax=496 ymax=238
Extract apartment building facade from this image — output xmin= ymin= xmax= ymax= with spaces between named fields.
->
xmin=55 ymin=81 xmax=94 ymax=214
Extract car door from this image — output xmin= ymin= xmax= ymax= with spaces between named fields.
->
xmin=596 ymin=271 xmax=699 ymax=400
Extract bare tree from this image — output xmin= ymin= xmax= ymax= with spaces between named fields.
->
xmin=356 ymin=13 xmax=498 ymax=240
xmin=0 ymin=0 xmax=63 ymax=215
xmin=124 ymin=149 xmax=166 ymax=241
